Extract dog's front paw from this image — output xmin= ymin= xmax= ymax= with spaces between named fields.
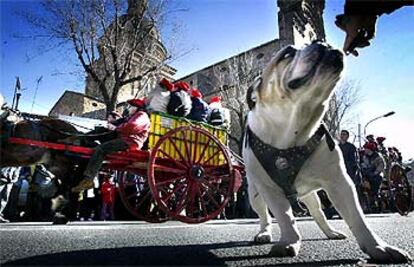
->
xmin=326 ymin=230 xmax=347 ymax=240
xmin=269 ymin=242 xmax=301 ymax=257
xmin=253 ymin=230 xmax=272 ymax=244
xmin=364 ymin=245 xmax=412 ymax=264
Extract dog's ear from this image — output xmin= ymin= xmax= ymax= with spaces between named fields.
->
xmin=247 ymin=78 xmax=261 ymax=110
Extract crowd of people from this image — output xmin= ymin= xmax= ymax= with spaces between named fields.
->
xmin=0 ymin=165 xmax=119 ymax=223
xmin=335 ymin=130 xmax=411 ymax=215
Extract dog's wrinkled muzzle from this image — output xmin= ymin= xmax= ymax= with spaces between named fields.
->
xmin=287 ymin=41 xmax=343 ymax=90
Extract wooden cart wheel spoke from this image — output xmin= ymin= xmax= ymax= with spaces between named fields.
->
xmin=200 ymin=149 xmax=223 ymax=165
xmin=161 ymin=183 xmax=187 ymax=204
xmin=179 ymin=130 xmax=193 ymax=164
xmin=155 ymin=176 xmax=187 ymax=187
xmin=153 ymin=164 xmax=186 ymax=175
xmin=196 ymin=185 xmax=208 ymax=216
xmin=167 ymin=137 xmax=190 ymax=166
xmin=203 ymin=188 xmax=222 ymax=209
xmin=202 ymin=179 xmax=230 ymax=196
xmin=134 ymin=190 xmax=152 ymax=207
xmin=170 ymin=187 xmax=189 ymax=216
xmin=157 ymin=149 xmax=188 ymax=170
xmin=196 ymin=138 xmax=212 ymax=164
xmin=185 ymin=186 xmax=198 ymax=216
xmin=119 ymin=170 xmax=169 ymax=223
xmin=200 ymin=182 xmax=218 ymax=196
xmin=201 ymin=179 xmax=221 ymax=191
xmin=192 ymin=131 xmax=199 ymax=163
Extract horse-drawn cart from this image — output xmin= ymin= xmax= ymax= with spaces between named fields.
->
xmin=8 ymin=112 xmax=244 ymax=223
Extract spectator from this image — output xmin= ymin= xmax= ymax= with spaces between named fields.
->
xmin=0 ymin=167 xmax=21 ymax=223
xmin=72 ymin=98 xmax=150 ymax=192
xmin=187 ymin=88 xmax=209 ymax=123
xmin=100 ymin=175 xmax=117 ymax=220
xmin=335 ymin=0 xmax=413 ymax=56
xmin=25 ymin=165 xmax=56 ymax=221
xmin=79 ymin=177 xmax=99 ymax=221
xmin=376 ymin=137 xmax=388 ymax=161
xmin=339 ymin=130 xmax=361 ymax=186
xmin=364 ymin=134 xmax=378 ymax=151
xmin=361 ymin=142 xmax=386 ymax=212
xmin=392 ymin=147 xmax=403 ymax=162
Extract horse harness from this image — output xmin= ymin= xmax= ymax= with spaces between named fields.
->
xmin=245 ymin=124 xmax=335 ymax=214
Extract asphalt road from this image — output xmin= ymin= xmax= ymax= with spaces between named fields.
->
xmin=1 ymin=214 xmax=413 ymax=266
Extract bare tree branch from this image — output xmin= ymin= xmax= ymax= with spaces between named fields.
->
xmin=212 ymin=51 xmax=259 ymax=155
xmin=324 ymin=79 xmax=361 ymax=136
xmin=20 ymin=0 xmax=186 ymax=113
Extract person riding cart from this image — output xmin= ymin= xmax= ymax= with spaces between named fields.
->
xmin=72 ymin=98 xmax=150 ymax=192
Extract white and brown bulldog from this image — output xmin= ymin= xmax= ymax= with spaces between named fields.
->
xmin=243 ymin=41 xmax=411 ymax=263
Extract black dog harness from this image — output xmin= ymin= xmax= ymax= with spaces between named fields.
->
xmin=245 ymin=124 xmax=335 ymax=214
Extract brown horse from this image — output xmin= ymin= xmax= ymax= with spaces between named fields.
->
xmin=0 ymin=106 xmax=94 ymax=223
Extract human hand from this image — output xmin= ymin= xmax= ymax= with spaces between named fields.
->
xmin=335 ymin=14 xmax=378 ymax=56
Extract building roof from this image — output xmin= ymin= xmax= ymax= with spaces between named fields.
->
xmin=49 ymin=90 xmax=105 ymax=115
xmin=177 ymin=39 xmax=280 ymax=81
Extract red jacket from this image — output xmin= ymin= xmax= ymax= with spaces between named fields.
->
xmin=101 ymin=180 xmax=116 ymax=204
xmin=116 ymin=111 xmax=150 ymax=149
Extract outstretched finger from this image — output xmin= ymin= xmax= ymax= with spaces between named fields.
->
xmin=343 ymin=33 xmax=356 ymax=55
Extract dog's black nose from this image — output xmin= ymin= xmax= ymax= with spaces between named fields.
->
xmin=309 ymin=40 xmax=331 ymax=55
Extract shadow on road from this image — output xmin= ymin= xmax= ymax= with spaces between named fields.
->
xmin=4 ymin=241 xmax=360 ymax=266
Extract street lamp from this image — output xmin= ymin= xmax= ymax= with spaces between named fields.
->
xmin=360 ymin=111 xmax=396 ymax=145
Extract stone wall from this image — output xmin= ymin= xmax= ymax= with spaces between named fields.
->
xmin=49 ymin=91 xmax=106 ymax=118
xmin=178 ymin=39 xmax=282 ymax=99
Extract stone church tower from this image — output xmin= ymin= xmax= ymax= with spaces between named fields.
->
xmin=84 ymin=0 xmax=176 ymax=105
xmin=277 ymin=0 xmax=325 ymax=47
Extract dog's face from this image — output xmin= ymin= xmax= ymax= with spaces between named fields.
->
xmin=249 ymin=41 xmax=344 ymax=111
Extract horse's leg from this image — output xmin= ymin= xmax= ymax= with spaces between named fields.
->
xmin=46 ymin=154 xmax=78 ymax=225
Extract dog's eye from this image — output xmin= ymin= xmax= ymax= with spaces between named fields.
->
xmin=280 ymin=47 xmax=296 ymax=62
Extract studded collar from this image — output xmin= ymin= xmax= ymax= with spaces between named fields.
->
xmin=245 ymin=123 xmax=335 ymax=207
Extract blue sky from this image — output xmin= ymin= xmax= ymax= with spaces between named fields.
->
xmin=1 ymin=0 xmax=413 ymax=159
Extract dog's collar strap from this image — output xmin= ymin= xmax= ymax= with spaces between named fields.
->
xmin=245 ymin=124 xmax=335 ymax=212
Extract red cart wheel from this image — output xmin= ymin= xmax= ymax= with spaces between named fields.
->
xmin=118 ymin=170 xmax=169 ymax=223
xmin=148 ymin=126 xmax=234 ymax=223
xmin=389 ymin=164 xmax=412 ymax=216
